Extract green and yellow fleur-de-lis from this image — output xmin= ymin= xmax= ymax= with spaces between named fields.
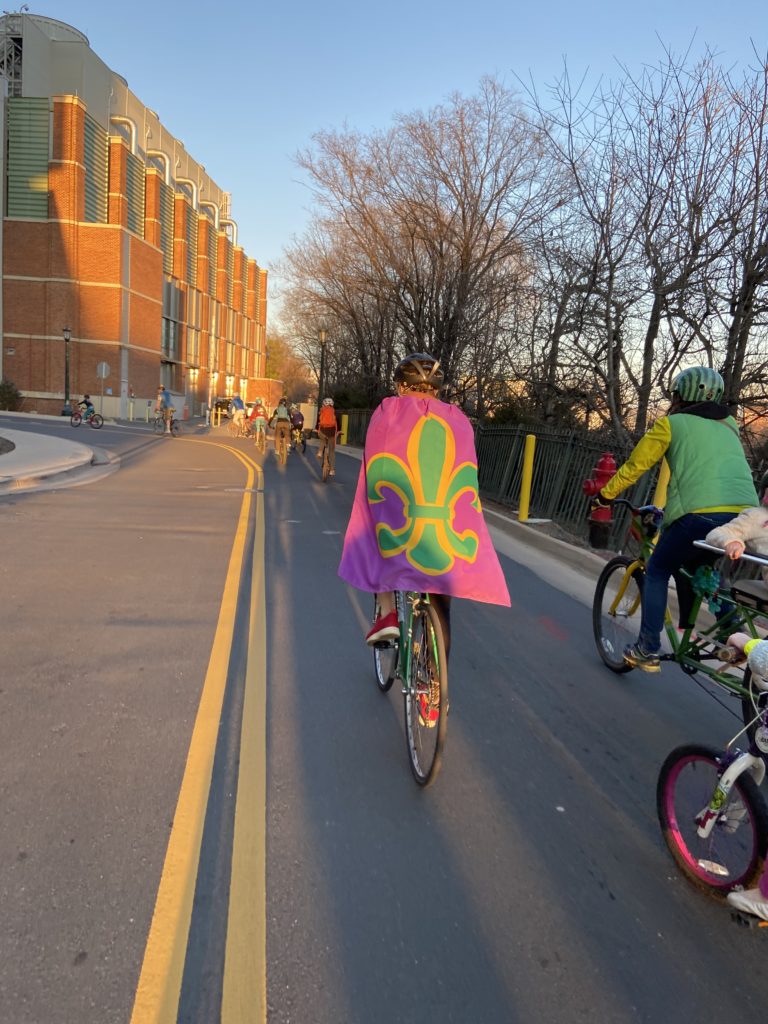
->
xmin=367 ymin=412 xmax=481 ymax=575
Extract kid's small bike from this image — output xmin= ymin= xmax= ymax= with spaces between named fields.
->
xmin=71 ymin=408 xmax=103 ymax=429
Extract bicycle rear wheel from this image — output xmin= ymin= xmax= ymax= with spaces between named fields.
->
xmin=322 ymin=448 xmax=330 ymax=481
xmin=373 ymin=594 xmax=399 ymax=693
xmin=404 ymin=598 xmax=448 ymax=787
xmin=90 ymin=413 xmax=104 ymax=429
xmin=657 ymin=744 xmax=768 ymax=896
xmin=593 ymin=555 xmax=644 ymax=672
xmin=170 ymin=419 xmax=180 ymax=436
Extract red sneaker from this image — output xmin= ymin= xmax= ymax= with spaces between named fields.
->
xmin=366 ymin=610 xmax=399 ymax=646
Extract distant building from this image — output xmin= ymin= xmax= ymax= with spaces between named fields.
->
xmin=0 ymin=12 xmax=281 ymax=417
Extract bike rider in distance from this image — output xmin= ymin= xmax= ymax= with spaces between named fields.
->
xmin=249 ymin=396 xmax=268 ymax=444
xmin=316 ymin=398 xmax=339 ymax=476
xmin=590 ymin=367 xmax=757 ymax=671
xmin=270 ymin=396 xmax=292 ymax=454
xmin=290 ymin=403 xmax=305 ymax=450
xmin=155 ymin=385 xmax=176 ymax=435
xmin=337 ymin=351 xmax=510 ymax=721
xmin=78 ymin=394 xmax=95 ymax=420
xmin=229 ymin=393 xmax=246 ymax=432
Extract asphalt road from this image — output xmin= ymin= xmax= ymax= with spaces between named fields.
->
xmin=0 ymin=419 xmax=765 ymax=1023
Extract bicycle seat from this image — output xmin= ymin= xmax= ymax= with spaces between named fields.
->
xmin=730 ymin=577 xmax=768 ymax=611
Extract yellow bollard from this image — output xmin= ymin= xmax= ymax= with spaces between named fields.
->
xmin=653 ymin=459 xmax=670 ymax=508
xmin=518 ymin=434 xmax=536 ymax=522
xmin=340 ymin=413 xmax=349 ymax=446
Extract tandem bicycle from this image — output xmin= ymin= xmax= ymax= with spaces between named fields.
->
xmin=592 ymin=498 xmax=768 ymax=739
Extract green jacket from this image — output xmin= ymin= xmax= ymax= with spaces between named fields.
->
xmin=602 ymin=402 xmax=757 ymax=526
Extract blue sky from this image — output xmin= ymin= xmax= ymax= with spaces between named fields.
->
xmin=36 ymin=1 xmax=767 ymax=321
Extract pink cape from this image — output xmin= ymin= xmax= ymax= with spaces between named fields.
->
xmin=338 ymin=396 xmax=510 ymax=606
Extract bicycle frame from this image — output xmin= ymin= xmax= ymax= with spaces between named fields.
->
xmin=607 ymin=501 xmax=767 ymax=700
xmin=393 ymin=592 xmax=438 ymax=696
xmin=695 ymin=746 xmax=767 ymax=839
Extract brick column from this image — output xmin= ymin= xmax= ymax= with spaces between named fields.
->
xmin=49 ymin=95 xmax=86 ymax=222
xmin=108 ymin=137 xmax=129 ymax=227
xmin=144 ymin=169 xmax=162 ymax=249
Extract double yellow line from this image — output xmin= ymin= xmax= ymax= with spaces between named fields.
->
xmin=130 ymin=443 xmax=267 ymax=1024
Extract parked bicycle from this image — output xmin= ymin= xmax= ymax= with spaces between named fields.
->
xmin=592 ymin=499 xmax=766 ymax=739
xmin=70 ymin=408 xmax=103 ymax=429
xmin=372 ymin=591 xmax=449 ymax=786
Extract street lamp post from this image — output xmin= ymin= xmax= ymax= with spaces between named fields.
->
xmin=62 ymin=326 xmax=72 ymax=415
xmin=317 ymin=327 xmax=327 ymax=407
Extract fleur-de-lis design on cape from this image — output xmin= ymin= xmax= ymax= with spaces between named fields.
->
xmin=367 ymin=412 xmax=480 ymax=575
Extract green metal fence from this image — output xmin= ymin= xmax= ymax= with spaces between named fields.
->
xmin=341 ymin=410 xmax=658 ymax=551
xmin=473 ymin=423 xmax=660 ymax=548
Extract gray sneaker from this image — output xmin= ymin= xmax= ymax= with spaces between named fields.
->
xmin=727 ymin=887 xmax=768 ymax=922
xmin=623 ymin=642 xmax=661 ymax=673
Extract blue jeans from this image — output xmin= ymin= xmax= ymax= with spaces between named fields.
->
xmin=638 ymin=512 xmax=739 ymax=653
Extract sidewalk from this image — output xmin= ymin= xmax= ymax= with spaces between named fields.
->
xmin=0 ymin=416 xmax=113 ymax=495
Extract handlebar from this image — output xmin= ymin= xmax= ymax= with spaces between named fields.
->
xmin=693 ymin=539 xmax=768 ymax=569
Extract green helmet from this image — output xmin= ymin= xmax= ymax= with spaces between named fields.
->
xmin=671 ymin=366 xmax=725 ymax=403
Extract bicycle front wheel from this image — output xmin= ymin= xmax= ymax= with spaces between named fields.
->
xmin=593 ymin=555 xmax=644 ymax=672
xmin=657 ymin=744 xmax=768 ymax=896
xmin=404 ymin=599 xmax=448 ymax=787
xmin=153 ymin=417 xmax=165 ymax=435
xmin=70 ymin=412 xmax=82 ymax=427
xmin=373 ymin=594 xmax=399 ymax=693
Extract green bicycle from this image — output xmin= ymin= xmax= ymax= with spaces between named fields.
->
xmin=372 ymin=591 xmax=449 ymax=787
xmin=592 ymin=498 xmax=768 ymax=738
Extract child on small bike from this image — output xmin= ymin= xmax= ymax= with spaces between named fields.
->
xmin=79 ymin=395 xmax=95 ymax=419
xmin=719 ymin=632 xmax=768 ymax=922
xmin=706 ymin=502 xmax=768 ymax=583
xmin=249 ymin=397 xmax=268 ymax=443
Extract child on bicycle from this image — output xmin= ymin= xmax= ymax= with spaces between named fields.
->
xmin=290 ymin=404 xmax=305 ymax=450
xmin=715 ymin=632 xmax=768 ymax=922
xmin=79 ymin=395 xmax=95 ymax=419
xmin=590 ymin=367 xmax=757 ymax=672
xmin=705 ymin=501 xmax=768 ymax=583
xmin=338 ymin=353 xmax=510 ymax=672
xmin=249 ymin=397 xmax=268 ymax=444
xmin=270 ymin=397 xmax=292 ymax=454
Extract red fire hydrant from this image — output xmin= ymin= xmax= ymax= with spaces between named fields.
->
xmin=582 ymin=452 xmax=617 ymax=549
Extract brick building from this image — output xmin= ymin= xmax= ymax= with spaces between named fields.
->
xmin=0 ymin=13 xmax=281 ymax=419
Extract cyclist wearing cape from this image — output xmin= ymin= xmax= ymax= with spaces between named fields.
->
xmin=338 ymin=353 xmax=510 ymax=655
